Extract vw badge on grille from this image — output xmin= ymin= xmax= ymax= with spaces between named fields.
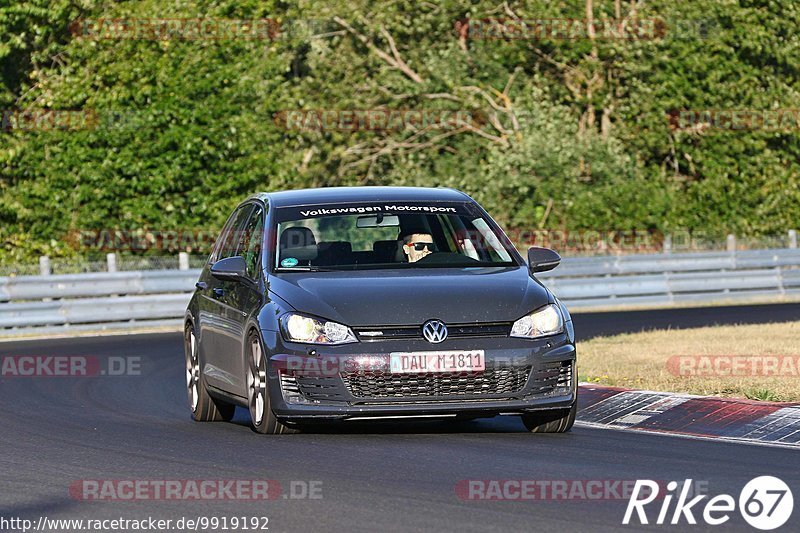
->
xmin=422 ymin=319 xmax=448 ymax=343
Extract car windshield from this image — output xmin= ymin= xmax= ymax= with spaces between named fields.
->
xmin=273 ymin=202 xmax=518 ymax=271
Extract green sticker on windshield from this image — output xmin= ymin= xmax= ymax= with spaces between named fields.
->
xmin=281 ymin=257 xmax=299 ymax=268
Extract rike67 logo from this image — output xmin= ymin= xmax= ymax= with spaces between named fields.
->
xmin=624 ymin=476 xmax=793 ymax=530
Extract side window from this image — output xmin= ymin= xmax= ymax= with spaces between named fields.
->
xmin=210 ymin=212 xmax=237 ymax=263
xmin=216 ymin=205 xmax=254 ymax=261
xmin=237 ymin=205 xmax=265 ymax=279
xmin=470 ymin=217 xmax=512 ymax=262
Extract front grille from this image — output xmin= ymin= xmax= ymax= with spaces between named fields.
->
xmin=353 ymin=322 xmax=511 ymax=341
xmin=527 ymin=360 xmax=573 ymax=396
xmin=341 ymin=366 xmax=532 ymax=399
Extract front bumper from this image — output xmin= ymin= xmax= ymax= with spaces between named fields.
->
xmin=261 ymin=329 xmax=577 ymax=422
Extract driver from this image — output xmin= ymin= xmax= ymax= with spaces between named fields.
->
xmin=401 ymin=233 xmax=437 ymax=262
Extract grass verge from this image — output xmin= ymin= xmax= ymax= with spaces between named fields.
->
xmin=578 ymin=321 xmax=800 ymax=402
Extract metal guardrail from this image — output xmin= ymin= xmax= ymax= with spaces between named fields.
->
xmin=0 ymin=294 xmax=191 ymax=328
xmin=0 ymin=269 xmax=200 ymax=331
xmin=537 ymin=249 xmax=800 ymax=308
xmin=1 ymin=248 xmax=799 ymax=334
xmin=0 ymin=270 xmax=199 ymax=302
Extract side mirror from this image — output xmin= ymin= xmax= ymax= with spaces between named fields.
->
xmin=527 ymin=247 xmax=561 ymax=273
xmin=211 ymin=256 xmax=248 ymax=281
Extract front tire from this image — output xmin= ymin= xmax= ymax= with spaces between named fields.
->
xmin=521 ymin=401 xmax=577 ymax=433
xmin=246 ymin=331 xmax=296 ymax=434
xmin=184 ymin=323 xmax=235 ymax=422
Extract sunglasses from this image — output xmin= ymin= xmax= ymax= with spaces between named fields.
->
xmin=407 ymin=241 xmax=437 ymax=251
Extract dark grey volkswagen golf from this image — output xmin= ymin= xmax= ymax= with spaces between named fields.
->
xmin=184 ymin=187 xmax=576 ymax=434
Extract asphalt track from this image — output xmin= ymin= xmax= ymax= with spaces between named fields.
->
xmin=1 ymin=304 xmax=799 ymax=532
xmin=573 ymin=301 xmax=800 ymax=340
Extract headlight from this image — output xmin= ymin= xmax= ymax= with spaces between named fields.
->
xmin=510 ymin=304 xmax=564 ymax=338
xmin=280 ymin=313 xmax=358 ymax=345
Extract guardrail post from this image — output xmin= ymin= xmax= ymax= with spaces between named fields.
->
xmin=39 ymin=256 xmax=51 ymax=276
xmin=179 ymin=252 xmax=189 ymax=271
xmin=663 ymin=234 xmax=672 ymax=254
xmin=106 ymin=252 xmax=117 ymax=273
xmin=726 ymin=234 xmax=736 ymax=252
xmin=789 ymin=230 xmax=798 ymax=249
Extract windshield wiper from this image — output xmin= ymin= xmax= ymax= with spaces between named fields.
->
xmin=274 ymin=266 xmax=340 ymax=272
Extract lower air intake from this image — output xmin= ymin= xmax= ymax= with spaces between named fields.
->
xmin=341 ymin=366 xmax=532 ymax=399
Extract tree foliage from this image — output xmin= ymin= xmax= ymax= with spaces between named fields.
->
xmin=1 ymin=0 xmax=798 ymax=263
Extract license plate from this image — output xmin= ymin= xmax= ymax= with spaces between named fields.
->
xmin=389 ymin=350 xmax=485 ymax=373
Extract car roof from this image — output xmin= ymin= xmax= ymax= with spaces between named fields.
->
xmin=251 ymin=186 xmax=471 ymax=208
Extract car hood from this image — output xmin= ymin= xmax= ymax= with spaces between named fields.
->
xmin=268 ymin=267 xmax=552 ymax=326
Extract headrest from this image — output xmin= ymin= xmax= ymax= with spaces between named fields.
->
xmin=318 ymin=241 xmax=352 ymax=253
xmin=280 ymin=227 xmax=316 ymax=248
xmin=280 ymin=227 xmax=318 ymax=261
xmin=395 ymin=239 xmax=407 ymax=262
xmin=373 ymin=240 xmax=398 ymax=256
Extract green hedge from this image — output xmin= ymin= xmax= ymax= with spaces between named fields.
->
xmin=1 ymin=0 xmax=798 ymax=264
